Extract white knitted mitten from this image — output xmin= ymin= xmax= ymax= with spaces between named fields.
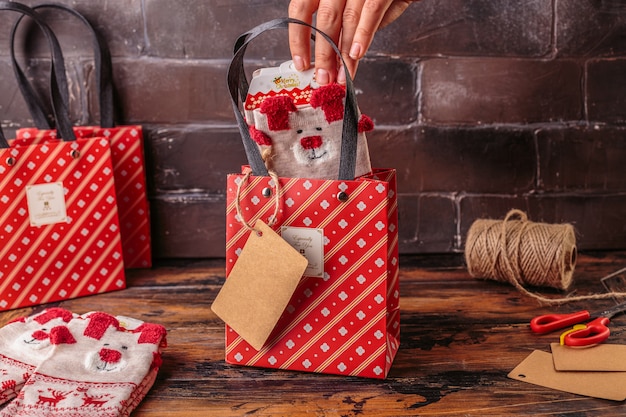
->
xmin=0 ymin=308 xmax=75 ymax=404
xmin=0 ymin=311 xmax=166 ymax=417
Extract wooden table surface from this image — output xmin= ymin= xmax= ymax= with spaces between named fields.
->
xmin=2 ymin=251 xmax=626 ymax=416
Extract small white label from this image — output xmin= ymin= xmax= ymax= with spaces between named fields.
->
xmin=115 ymin=315 xmax=145 ymax=330
xmin=281 ymin=226 xmax=324 ymax=278
xmin=26 ymin=182 xmax=68 ymax=226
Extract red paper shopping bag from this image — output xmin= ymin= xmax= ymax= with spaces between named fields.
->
xmin=220 ymin=19 xmax=400 ymax=378
xmin=0 ymin=133 xmax=126 ymax=311
xmin=0 ymin=2 xmax=125 ymax=311
xmin=225 ymin=168 xmax=400 ymax=378
xmin=11 ymin=3 xmax=151 ymax=268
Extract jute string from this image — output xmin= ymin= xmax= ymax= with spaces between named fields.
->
xmin=235 ymin=168 xmax=281 ymax=233
xmin=465 ymin=209 xmax=626 ymax=305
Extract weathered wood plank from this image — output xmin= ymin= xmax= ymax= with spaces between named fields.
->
xmin=1 ymin=252 xmax=626 ymax=416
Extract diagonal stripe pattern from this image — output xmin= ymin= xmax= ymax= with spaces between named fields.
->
xmin=15 ymin=125 xmax=151 ymax=268
xmin=0 ymin=137 xmax=125 ymax=311
xmin=225 ymin=168 xmax=400 ymax=379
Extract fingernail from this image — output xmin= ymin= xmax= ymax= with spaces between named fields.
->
xmin=293 ymin=55 xmax=305 ymax=71
xmin=337 ymin=66 xmax=346 ymax=85
xmin=316 ymin=69 xmax=330 ymax=85
xmin=349 ymin=42 xmax=363 ymax=60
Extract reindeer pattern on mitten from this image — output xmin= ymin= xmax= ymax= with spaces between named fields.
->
xmin=0 ymin=311 xmax=166 ymax=417
xmin=0 ymin=308 xmax=75 ymax=404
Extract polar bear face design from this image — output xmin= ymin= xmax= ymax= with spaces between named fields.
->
xmin=248 ymin=83 xmax=374 ymax=180
xmin=46 ymin=312 xmax=167 ymax=383
xmin=9 ymin=308 xmax=75 ymax=358
xmin=290 ymin=109 xmax=336 ymax=166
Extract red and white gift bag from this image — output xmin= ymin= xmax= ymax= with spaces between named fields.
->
xmin=0 ymin=136 xmax=126 ymax=311
xmin=223 ymin=19 xmax=400 ymax=378
xmin=14 ymin=126 xmax=151 ymax=268
xmin=225 ymin=168 xmax=400 ymax=378
xmin=0 ymin=2 xmax=126 ymax=311
xmin=11 ymin=3 xmax=151 ymax=268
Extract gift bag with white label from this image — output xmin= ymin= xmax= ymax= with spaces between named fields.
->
xmin=0 ymin=2 xmax=125 ymax=311
xmin=10 ymin=3 xmax=151 ymax=268
xmin=222 ymin=19 xmax=399 ymax=379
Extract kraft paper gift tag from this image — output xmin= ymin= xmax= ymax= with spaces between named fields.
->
xmin=508 ymin=350 xmax=626 ymax=401
xmin=211 ymin=220 xmax=308 ymax=351
xmin=551 ymin=342 xmax=626 ymax=371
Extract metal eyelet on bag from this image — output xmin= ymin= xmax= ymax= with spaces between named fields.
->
xmin=262 ymin=187 xmax=272 ymax=198
xmin=235 ymin=170 xmax=281 ymax=232
xmin=337 ymin=191 xmax=349 ymax=202
xmin=5 ymin=157 xmax=15 ymax=166
xmin=70 ymin=149 xmax=80 ymax=159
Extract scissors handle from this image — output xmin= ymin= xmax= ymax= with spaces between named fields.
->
xmin=530 ymin=310 xmax=590 ymax=334
xmin=562 ymin=317 xmax=611 ymax=347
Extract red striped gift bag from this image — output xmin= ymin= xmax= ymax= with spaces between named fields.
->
xmin=15 ymin=125 xmax=150 ymax=268
xmin=11 ymin=3 xmax=151 ymax=268
xmin=0 ymin=134 xmax=126 ymax=311
xmin=221 ymin=19 xmax=400 ymax=378
xmin=225 ymin=168 xmax=400 ymax=378
xmin=0 ymin=1 xmax=125 ymax=311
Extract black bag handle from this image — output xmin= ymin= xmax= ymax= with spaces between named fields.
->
xmin=10 ymin=2 xmax=115 ymax=129
xmin=228 ymin=18 xmax=360 ymax=181
xmin=0 ymin=0 xmax=76 ymax=147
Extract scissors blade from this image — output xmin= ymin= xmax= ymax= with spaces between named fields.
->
xmin=590 ymin=300 xmax=626 ymax=320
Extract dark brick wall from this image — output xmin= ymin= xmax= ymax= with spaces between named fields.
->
xmin=0 ymin=0 xmax=625 ymax=258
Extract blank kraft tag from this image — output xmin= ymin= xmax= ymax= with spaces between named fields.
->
xmin=508 ymin=350 xmax=626 ymax=401
xmin=211 ymin=220 xmax=308 ymax=351
xmin=551 ymin=342 xmax=626 ymax=371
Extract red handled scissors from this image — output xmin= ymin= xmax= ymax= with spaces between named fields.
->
xmin=530 ymin=301 xmax=626 ymax=346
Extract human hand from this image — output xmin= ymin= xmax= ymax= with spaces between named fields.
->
xmin=288 ymin=0 xmax=417 ymax=85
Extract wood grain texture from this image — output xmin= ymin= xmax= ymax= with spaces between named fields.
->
xmin=2 ymin=251 xmax=626 ymax=416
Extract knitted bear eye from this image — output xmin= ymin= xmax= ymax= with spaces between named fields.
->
xmin=297 ymin=129 xmax=303 ymax=134
xmin=122 ymin=346 xmax=128 ymax=350
xmin=104 ymin=343 xmax=109 ymax=346
xmin=316 ymin=127 xmax=322 ymax=131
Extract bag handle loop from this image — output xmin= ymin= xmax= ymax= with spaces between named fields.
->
xmin=228 ymin=18 xmax=360 ymax=181
xmin=0 ymin=0 xmax=76 ymax=146
xmin=10 ymin=2 xmax=116 ymax=130
xmin=235 ymin=168 xmax=281 ymax=234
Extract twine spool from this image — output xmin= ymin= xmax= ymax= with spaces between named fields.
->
xmin=465 ymin=209 xmax=577 ymax=291
xmin=465 ymin=209 xmax=626 ymax=305
xmin=464 ymin=209 xmax=590 ymax=305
